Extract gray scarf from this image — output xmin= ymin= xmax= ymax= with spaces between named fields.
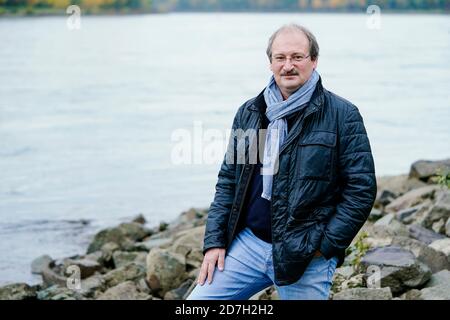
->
xmin=261 ymin=70 xmax=320 ymax=200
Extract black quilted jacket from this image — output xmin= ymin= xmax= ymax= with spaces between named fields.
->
xmin=203 ymin=77 xmax=377 ymax=286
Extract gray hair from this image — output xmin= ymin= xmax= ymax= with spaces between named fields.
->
xmin=266 ymin=24 xmax=319 ymax=62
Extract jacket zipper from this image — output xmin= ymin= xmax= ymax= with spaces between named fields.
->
xmin=228 ymin=112 xmax=261 ymax=246
xmin=270 ymin=105 xmax=320 ymax=270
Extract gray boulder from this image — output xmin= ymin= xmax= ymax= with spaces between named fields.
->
xmin=132 ymin=237 xmax=173 ymax=252
xmin=146 ymin=248 xmax=186 ymax=297
xmin=79 ymin=274 xmax=106 ymax=298
xmin=408 ymin=224 xmax=446 ymax=245
xmin=36 ymin=285 xmax=83 ymax=300
xmin=361 ymin=245 xmax=432 ymax=294
xmin=87 ymin=222 xmax=152 ymax=254
xmin=419 ymin=284 xmax=450 ymax=300
xmin=385 ymin=185 xmax=440 ymax=214
xmin=63 ymin=258 xmax=102 ymax=279
xmin=164 ymin=279 xmax=194 ymax=300
xmin=0 ymin=283 xmax=37 ymax=300
xmin=31 ymin=255 xmax=53 ymax=275
xmin=423 ymin=190 xmax=450 ymax=229
xmin=170 ymin=226 xmax=205 ymax=269
xmin=391 ymin=236 xmax=450 ymax=273
xmin=41 ymin=265 xmax=67 ymax=287
xmin=403 ymin=271 xmax=450 ymax=300
xmin=103 ymin=263 xmax=146 ymax=288
xmin=371 ymin=213 xmax=409 ymax=238
xmin=368 ymin=208 xmax=384 ymax=222
xmin=428 ymin=238 xmax=450 ymax=264
xmin=332 ymin=287 xmax=393 ymax=300
xmin=375 ymin=190 xmax=397 ymax=208
xmin=395 ymin=201 xmax=432 ymax=225
xmin=112 ymin=251 xmax=147 ymax=269
xmin=409 ymin=159 xmax=450 ymax=181
xmin=424 ymin=269 xmax=450 ymax=289
xmin=376 ymin=175 xmax=427 ymax=198
xmin=96 ymin=281 xmax=151 ymax=300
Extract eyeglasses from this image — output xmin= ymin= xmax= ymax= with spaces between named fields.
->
xmin=272 ymin=54 xmax=311 ymax=64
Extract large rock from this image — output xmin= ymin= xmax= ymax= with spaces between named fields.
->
xmin=132 ymin=237 xmax=173 ymax=252
xmin=404 ymin=271 xmax=450 ymax=300
xmin=36 ymin=285 xmax=83 ymax=300
xmin=31 ymin=255 xmax=53 ymax=275
xmin=395 ymin=201 xmax=432 ymax=225
xmin=41 ymin=265 xmax=67 ymax=287
xmin=368 ymin=208 xmax=384 ymax=222
xmin=79 ymin=274 xmax=106 ymax=298
xmin=87 ymin=222 xmax=152 ymax=254
xmin=408 ymin=224 xmax=446 ymax=245
xmin=419 ymin=284 xmax=450 ymax=300
xmin=332 ymin=287 xmax=393 ymax=300
xmin=170 ymin=226 xmax=205 ymax=269
xmin=116 ymin=222 xmax=153 ymax=241
xmin=63 ymin=258 xmax=102 ymax=279
xmin=446 ymin=218 xmax=450 ymax=237
xmin=332 ymin=273 xmax=365 ymax=294
xmin=146 ymin=248 xmax=186 ymax=297
xmin=422 ymin=190 xmax=450 ymax=229
xmin=0 ymin=283 xmax=37 ymax=300
xmin=103 ymin=263 xmax=146 ymax=288
xmin=391 ymin=236 xmax=450 ymax=273
xmin=112 ymin=251 xmax=147 ymax=269
xmin=409 ymin=159 xmax=450 ymax=181
xmin=132 ymin=214 xmax=147 ymax=224
xmin=385 ymin=185 xmax=440 ymax=214
xmin=171 ymin=226 xmax=205 ymax=256
xmin=374 ymin=189 xmax=397 ymax=208
xmin=164 ymin=279 xmax=194 ymax=300
xmin=169 ymin=208 xmax=208 ymax=231
xmin=416 ymin=270 xmax=450 ymax=300
xmin=428 ymin=238 xmax=450 ymax=264
xmin=361 ymin=246 xmax=432 ymax=294
xmin=96 ymin=281 xmax=151 ymax=300
xmin=376 ymin=175 xmax=427 ymax=198
xmin=424 ymin=269 xmax=450 ymax=289
xmin=371 ymin=213 xmax=409 ymax=238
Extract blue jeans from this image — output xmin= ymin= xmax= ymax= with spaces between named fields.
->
xmin=187 ymin=227 xmax=338 ymax=300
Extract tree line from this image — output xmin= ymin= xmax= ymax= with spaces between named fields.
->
xmin=0 ymin=0 xmax=448 ymax=15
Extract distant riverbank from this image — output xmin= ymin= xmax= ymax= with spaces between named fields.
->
xmin=1 ymin=7 xmax=448 ymax=17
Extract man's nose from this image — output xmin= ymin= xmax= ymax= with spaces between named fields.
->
xmin=283 ymin=60 xmax=294 ymax=71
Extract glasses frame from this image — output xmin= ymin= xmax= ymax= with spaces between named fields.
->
xmin=272 ymin=54 xmax=311 ymax=64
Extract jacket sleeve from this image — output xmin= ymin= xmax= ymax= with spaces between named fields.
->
xmin=202 ymin=105 xmax=244 ymax=254
xmin=319 ymin=104 xmax=377 ymax=260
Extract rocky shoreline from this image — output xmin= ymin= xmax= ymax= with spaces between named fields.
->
xmin=1 ymin=158 xmax=449 ymax=300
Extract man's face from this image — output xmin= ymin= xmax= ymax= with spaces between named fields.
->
xmin=269 ymin=30 xmax=318 ymax=99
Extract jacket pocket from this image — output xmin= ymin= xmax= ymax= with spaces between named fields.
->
xmin=283 ymin=217 xmax=325 ymax=262
xmin=297 ymin=131 xmax=336 ymax=181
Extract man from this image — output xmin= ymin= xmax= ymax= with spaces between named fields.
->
xmin=187 ymin=24 xmax=376 ymax=300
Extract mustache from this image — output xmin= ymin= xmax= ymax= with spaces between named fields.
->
xmin=281 ymin=70 xmax=299 ymax=76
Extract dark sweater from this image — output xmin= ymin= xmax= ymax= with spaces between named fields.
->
xmin=240 ymin=93 xmax=306 ymax=243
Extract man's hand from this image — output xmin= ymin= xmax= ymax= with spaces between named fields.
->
xmin=197 ymin=248 xmax=226 ymax=285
